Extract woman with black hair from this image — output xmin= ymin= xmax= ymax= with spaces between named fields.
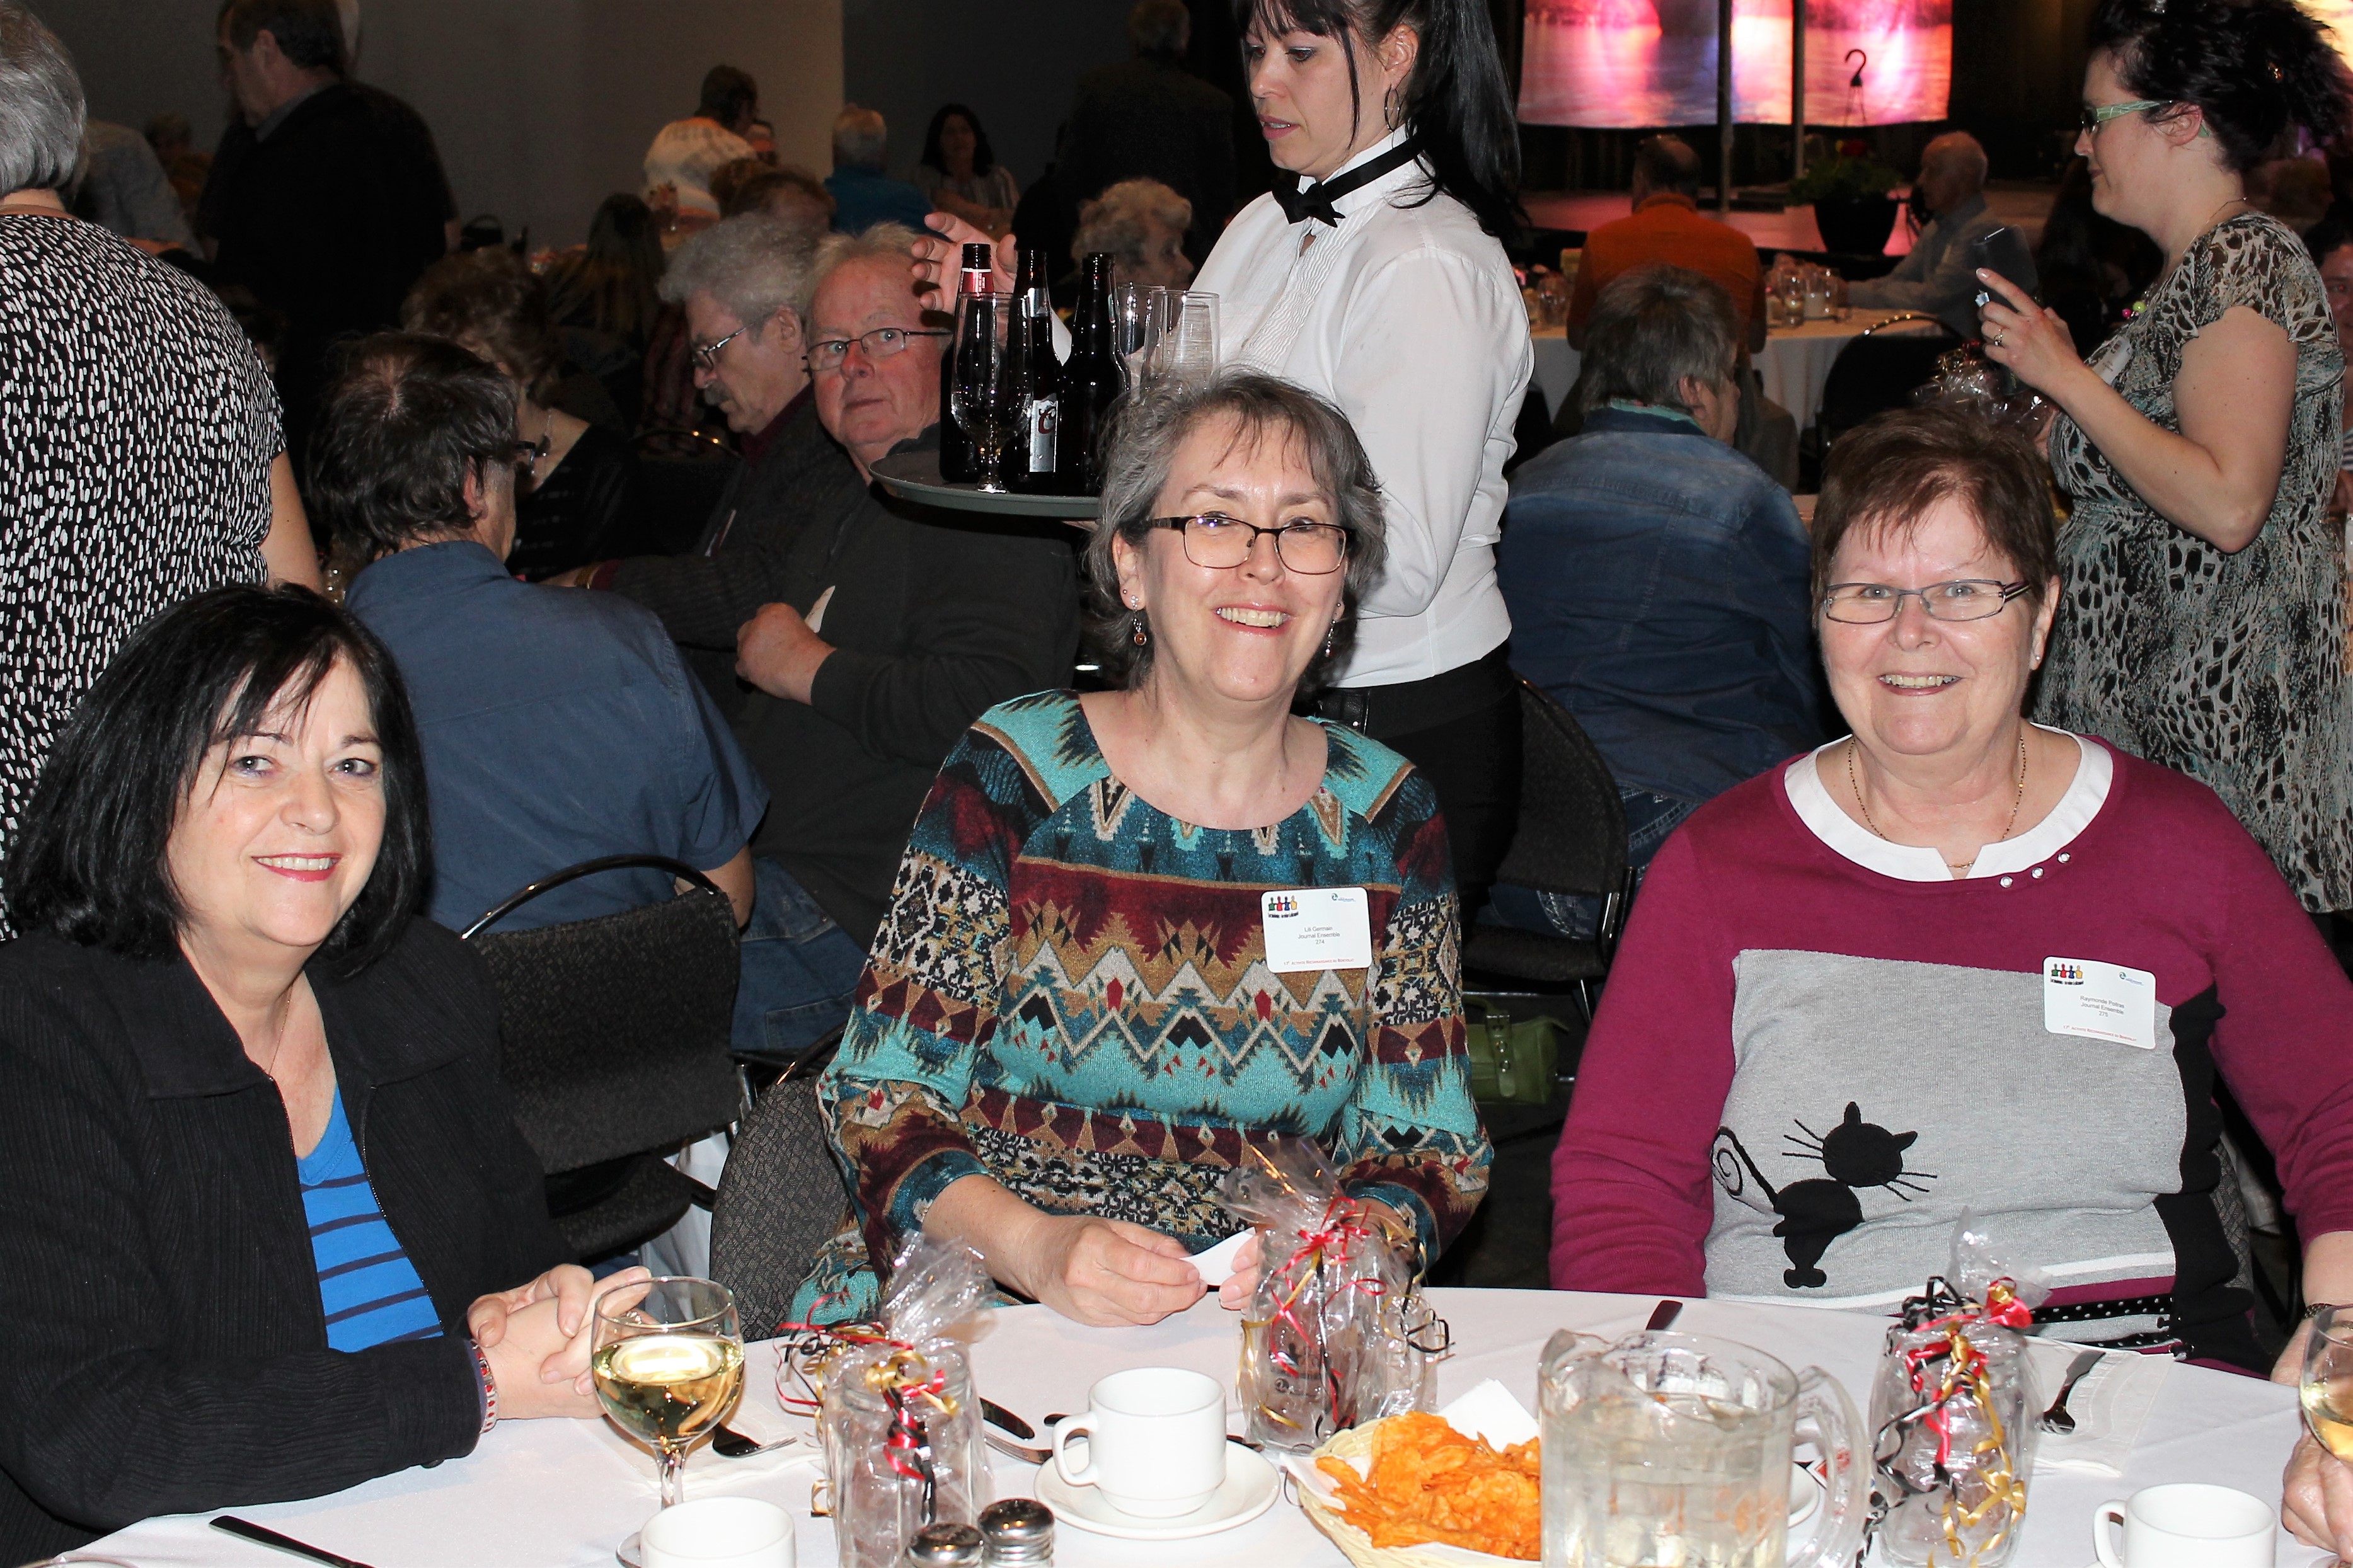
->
xmin=915 ymin=102 xmax=1019 ymax=236
xmin=1978 ymin=0 xmax=2353 ymax=925
xmin=0 ymin=586 xmax=641 ymax=1561
xmin=914 ymin=0 xmax=1533 ymax=907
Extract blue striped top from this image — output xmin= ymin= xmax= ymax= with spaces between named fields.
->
xmin=297 ymin=1089 xmax=443 ymax=1351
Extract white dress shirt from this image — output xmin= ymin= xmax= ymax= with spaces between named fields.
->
xmin=1194 ymin=128 xmax=1532 ymax=689
xmin=643 ymin=118 xmax=755 ymax=219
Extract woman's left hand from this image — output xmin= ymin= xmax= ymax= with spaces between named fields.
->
xmin=469 ymin=1264 xmax=650 ymax=1383
xmin=1977 ymin=268 xmax=2085 ymax=399
xmin=2283 ymin=1430 xmax=2353 ymax=1559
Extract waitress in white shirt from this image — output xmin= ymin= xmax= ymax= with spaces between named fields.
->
xmin=916 ymin=0 xmax=1533 ymax=901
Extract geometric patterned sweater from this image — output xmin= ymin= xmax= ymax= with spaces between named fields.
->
xmin=797 ymin=690 xmax=1492 ymax=1322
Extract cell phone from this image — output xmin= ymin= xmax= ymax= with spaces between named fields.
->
xmin=1970 ymin=226 xmax=2037 ymax=309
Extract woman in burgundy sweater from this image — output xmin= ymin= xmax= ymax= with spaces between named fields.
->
xmin=1548 ymin=407 xmax=2353 ymax=1554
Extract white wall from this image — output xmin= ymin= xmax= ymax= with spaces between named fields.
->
xmin=35 ymin=0 xmax=844 ymax=248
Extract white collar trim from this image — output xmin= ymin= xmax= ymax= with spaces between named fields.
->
xmin=1782 ymin=729 xmax=2112 ymax=882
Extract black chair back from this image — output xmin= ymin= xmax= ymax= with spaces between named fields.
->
xmin=463 ymin=856 xmax=742 ymax=1257
xmin=711 ymin=1073 xmax=853 ymax=1340
xmin=1493 ymin=681 xmax=1628 ymax=901
xmin=1816 ymin=316 xmax=1962 ymax=450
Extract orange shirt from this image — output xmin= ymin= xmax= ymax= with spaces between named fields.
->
xmin=1567 ymin=192 xmax=1769 ymax=349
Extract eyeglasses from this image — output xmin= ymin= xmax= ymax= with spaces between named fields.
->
xmin=690 ymin=325 xmax=747 ymax=370
xmin=1821 ymin=579 xmax=2032 ymax=623
xmin=2078 ymin=98 xmax=2163 ymax=132
xmin=805 ymin=326 xmax=950 ymax=373
xmin=1147 ymin=513 xmax=1351 ymax=575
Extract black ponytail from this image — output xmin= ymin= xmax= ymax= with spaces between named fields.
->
xmin=1238 ymin=0 xmax=1525 ymax=239
xmin=2091 ymin=0 xmax=2353 ymax=171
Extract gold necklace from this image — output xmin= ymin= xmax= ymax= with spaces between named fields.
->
xmin=1846 ymin=730 xmax=2028 ymax=877
xmin=258 ymin=988 xmax=298 ymax=1082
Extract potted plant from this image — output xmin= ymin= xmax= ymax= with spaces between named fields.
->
xmin=1793 ymin=139 xmax=1904 ymax=255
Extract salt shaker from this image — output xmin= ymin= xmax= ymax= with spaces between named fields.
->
xmin=903 ymin=1523 xmax=986 ymax=1567
xmin=978 ymin=1497 xmax=1054 ymax=1565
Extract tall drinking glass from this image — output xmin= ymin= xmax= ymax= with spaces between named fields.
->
xmin=1113 ymin=283 xmax=1174 ymax=393
xmin=1162 ymin=291 xmax=1219 ymax=385
xmin=950 ymin=292 xmax=1018 ymax=492
xmin=592 ymin=1276 xmax=744 ymax=1509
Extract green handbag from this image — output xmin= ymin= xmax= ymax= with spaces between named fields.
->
xmin=1466 ymin=1008 xmax=1562 ymax=1106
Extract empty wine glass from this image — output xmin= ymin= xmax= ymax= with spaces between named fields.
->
xmin=950 ymin=292 xmax=1018 ymax=493
xmin=592 ymin=1276 xmax=744 ymax=1509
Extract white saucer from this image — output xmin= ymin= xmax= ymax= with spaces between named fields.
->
xmin=1035 ymin=1445 xmax=1282 ymax=1540
xmin=615 ymin=1530 xmax=643 ymax=1568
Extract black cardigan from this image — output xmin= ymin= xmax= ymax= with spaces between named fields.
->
xmin=0 ymin=919 xmax=566 ymax=1560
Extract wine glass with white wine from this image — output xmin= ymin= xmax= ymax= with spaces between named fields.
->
xmin=2301 ymin=1304 xmax=2353 ymax=1463
xmin=592 ymin=1276 xmax=744 ymax=1509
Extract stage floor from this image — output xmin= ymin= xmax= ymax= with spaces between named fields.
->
xmin=1523 ymin=181 xmax=2060 ymax=256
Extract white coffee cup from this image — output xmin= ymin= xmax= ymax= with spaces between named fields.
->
xmin=1051 ymin=1366 xmax=1227 ymax=1518
xmin=641 ymin=1496 xmax=796 ymax=1568
xmin=2093 ymin=1482 xmax=2275 ymax=1568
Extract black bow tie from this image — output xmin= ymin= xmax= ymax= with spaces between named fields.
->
xmin=1272 ymin=137 xmax=1425 ymax=227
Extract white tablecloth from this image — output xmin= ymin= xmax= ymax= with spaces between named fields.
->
xmin=1531 ymin=315 xmax=1943 ymax=428
xmin=86 ymin=1288 xmax=2325 ymax=1568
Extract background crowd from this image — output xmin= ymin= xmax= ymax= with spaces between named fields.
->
xmin=11 ymin=0 xmax=2353 ymax=1559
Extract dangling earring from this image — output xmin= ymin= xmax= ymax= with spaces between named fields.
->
xmin=1323 ymin=619 xmax=1339 ymax=658
xmin=1131 ymin=612 xmax=1149 ymax=648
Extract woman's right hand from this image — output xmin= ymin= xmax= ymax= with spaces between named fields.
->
xmin=911 ymin=212 xmax=1015 ymax=308
xmin=478 ymin=1296 xmax=607 ymax=1421
xmin=1011 ymin=1212 xmax=1205 ymax=1326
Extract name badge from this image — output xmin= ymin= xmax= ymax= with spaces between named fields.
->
xmin=1261 ymin=887 xmax=1374 ymax=974
xmin=2043 ymin=956 xmax=2158 ymax=1050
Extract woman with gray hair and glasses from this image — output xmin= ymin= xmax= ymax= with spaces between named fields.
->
xmin=791 ymin=370 xmax=1490 ymax=1327
xmin=0 ymin=3 xmax=318 ymax=937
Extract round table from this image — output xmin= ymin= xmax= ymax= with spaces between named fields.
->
xmin=84 ymin=1289 xmax=2323 ymax=1567
xmin=1531 ymin=315 xmax=1947 ymax=431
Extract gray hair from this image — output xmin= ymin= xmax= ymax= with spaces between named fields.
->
xmin=1129 ymin=0 xmax=1191 ymax=55
xmin=1074 ymin=178 xmax=1192 ymax=269
xmin=807 ymin=221 xmax=925 ymax=306
xmin=832 ymin=104 xmax=887 ymax=171
xmin=657 ymin=213 xmax=820 ymax=331
xmin=0 ymin=5 xmax=84 ymax=195
xmin=1088 ymin=370 xmax=1386 ymax=689
xmin=1577 ymin=263 xmax=1739 ymax=417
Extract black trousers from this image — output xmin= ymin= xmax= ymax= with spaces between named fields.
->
xmin=1309 ymin=646 xmax=1522 ymax=905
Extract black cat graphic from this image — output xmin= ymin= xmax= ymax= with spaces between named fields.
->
xmin=1712 ymin=1103 xmax=1937 ymax=1289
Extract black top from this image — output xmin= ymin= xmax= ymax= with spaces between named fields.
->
xmin=1062 ymin=57 xmax=1236 ymax=261
xmin=198 ymin=82 xmax=456 ymax=452
xmin=512 ymin=422 xmax=643 ymax=580
xmin=0 ymin=920 xmax=565 ymax=1561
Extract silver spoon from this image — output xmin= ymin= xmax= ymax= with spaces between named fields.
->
xmin=2039 ymin=1349 xmax=2104 ymax=1434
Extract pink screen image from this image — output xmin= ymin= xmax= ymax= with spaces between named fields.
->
xmin=1519 ymin=0 xmax=1951 ymax=128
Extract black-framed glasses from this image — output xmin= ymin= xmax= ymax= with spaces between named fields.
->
xmin=689 ymin=325 xmax=747 ymax=371
xmin=805 ymin=326 xmax=950 ymax=373
xmin=1821 ymin=579 xmax=2032 ymax=624
xmin=1147 ymin=513 xmax=1350 ymax=575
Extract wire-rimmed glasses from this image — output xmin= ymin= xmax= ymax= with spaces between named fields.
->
xmin=1147 ymin=513 xmax=1350 ymax=574
xmin=1819 ymin=580 xmax=2031 ymax=624
xmin=689 ymin=324 xmax=747 ymax=371
xmin=806 ymin=325 xmax=950 ymax=374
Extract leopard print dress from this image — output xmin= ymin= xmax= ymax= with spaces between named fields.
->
xmin=2040 ymin=211 xmax=2353 ymax=912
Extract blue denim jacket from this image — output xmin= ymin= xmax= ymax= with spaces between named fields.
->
xmin=1499 ymin=406 xmax=1829 ymax=804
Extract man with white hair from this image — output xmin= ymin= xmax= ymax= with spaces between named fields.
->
xmin=1848 ymin=131 xmax=2032 ymax=338
xmin=823 ymin=105 xmax=931 ymax=235
xmin=573 ymin=225 xmax=1078 ymax=1063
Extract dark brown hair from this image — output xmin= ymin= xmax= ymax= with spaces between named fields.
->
xmin=401 ymin=247 xmax=560 ymax=399
xmin=1811 ymin=407 xmax=2060 ymax=607
xmin=2091 ymin=0 xmax=2353 ymax=173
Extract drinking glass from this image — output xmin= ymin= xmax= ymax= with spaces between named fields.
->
xmin=2301 ymin=1305 xmax=2353 ymax=1463
xmin=1114 ymin=283 xmax=1175 ymax=393
xmin=1161 ymin=290 xmax=1219 ymax=386
xmin=593 ymin=1276 xmax=745 ymax=1509
xmin=950 ymin=292 xmax=1018 ymax=493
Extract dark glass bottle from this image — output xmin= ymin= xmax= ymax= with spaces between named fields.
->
xmin=1006 ymin=246 xmax=1063 ymax=495
xmin=938 ymin=243 xmax=994 ymax=483
xmin=1056 ymin=253 xmax=1122 ymax=495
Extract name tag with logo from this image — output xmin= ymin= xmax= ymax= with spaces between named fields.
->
xmin=2043 ymin=956 xmax=2158 ymax=1049
xmin=1262 ymin=887 xmax=1373 ymax=974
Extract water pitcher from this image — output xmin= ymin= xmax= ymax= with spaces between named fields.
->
xmin=1538 ymin=1330 xmax=1868 ymax=1568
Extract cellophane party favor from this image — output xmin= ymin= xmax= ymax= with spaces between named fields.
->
xmin=1867 ymin=1215 xmax=2051 ymax=1567
xmin=809 ymin=1236 xmax=991 ymax=1568
xmin=1220 ymin=1138 xmax=1448 ymax=1451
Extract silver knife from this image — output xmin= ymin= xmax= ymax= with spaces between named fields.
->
xmin=981 ymin=1397 xmax=1034 ymax=1441
xmin=212 ymin=1515 xmax=379 ymax=1568
xmin=1646 ymin=1298 xmax=1685 ymax=1332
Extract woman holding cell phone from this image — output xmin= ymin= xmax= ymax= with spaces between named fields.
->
xmin=1976 ymin=0 xmax=2353 ymax=919
xmin=788 ymin=373 xmax=1490 ymax=1331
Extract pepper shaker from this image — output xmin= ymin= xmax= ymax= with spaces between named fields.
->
xmin=902 ymin=1523 xmax=985 ymax=1567
xmin=978 ymin=1497 xmax=1054 ymax=1566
